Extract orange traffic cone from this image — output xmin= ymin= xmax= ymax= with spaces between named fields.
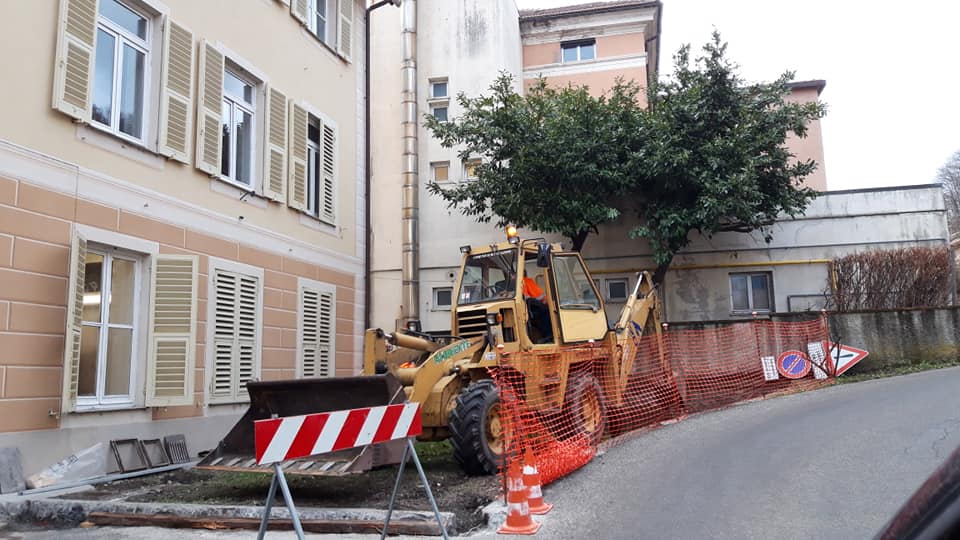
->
xmin=497 ymin=461 xmax=541 ymax=535
xmin=522 ymin=448 xmax=552 ymax=515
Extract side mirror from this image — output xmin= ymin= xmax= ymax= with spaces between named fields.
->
xmin=537 ymin=242 xmax=551 ymax=268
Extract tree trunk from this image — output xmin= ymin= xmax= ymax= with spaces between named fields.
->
xmin=570 ymin=229 xmax=590 ymax=252
xmin=652 ymin=260 xmax=672 ymax=286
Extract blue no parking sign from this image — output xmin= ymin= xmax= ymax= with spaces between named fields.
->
xmin=776 ymin=350 xmax=811 ymax=379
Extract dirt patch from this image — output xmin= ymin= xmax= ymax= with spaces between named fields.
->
xmin=57 ymin=442 xmax=500 ymax=534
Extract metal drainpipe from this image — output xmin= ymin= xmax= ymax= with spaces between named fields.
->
xmin=400 ymin=0 xmax=419 ymax=325
xmin=365 ymin=0 xmax=401 ymax=330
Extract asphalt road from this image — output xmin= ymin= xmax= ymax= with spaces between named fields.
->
xmin=5 ymin=367 xmax=960 ymax=539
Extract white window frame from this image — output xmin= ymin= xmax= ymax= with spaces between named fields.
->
xmin=307 ymin=0 xmax=334 ymax=45
xmin=432 ymin=287 xmax=453 ymax=311
xmin=306 ymin=114 xmax=322 ymax=218
xmin=561 ymin=39 xmax=596 ymax=63
xmin=220 ymin=66 xmax=257 ymax=189
xmin=430 ymin=79 xmax=448 ymax=99
xmin=72 ymin=225 xmax=159 ymax=412
xmin=431 ymin=104 xmax=448 ymax=123
xmin=729 ymin=272 xmax=775 ymax=314
xmin=91 ymin=0 xmax=154 ymax=145
xmin=206 ymin=258 xmax=264 ymax=405
xmin=605 ymin=278 xmax=629 ymax=303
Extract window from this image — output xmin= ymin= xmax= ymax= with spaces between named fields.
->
xmin=61 ymin=228 xmax=198 ymax=414
xmin=463 ymin=159 xmax=480 ymax=181
xmin=297 ymin=279 xmax=336 ymax=378
xmin=430 ymin=80 xmax=448 ymax=99
xmin=307 ymin=0 xmax=333 ymax=44
xmin=730 ymin=272 xmax=774 ymax=313
xmin=553 ymin=255 xmax=601 ymax=310
xmin=433 ymin=287 xmax=453 ymax=310
xmin=561 ymin=39 xmax=596 ymax=63
xmin=209 ymin=263 xmax=263 ymax=403
xmin=431 ymin=105 xmax=448 ymax=122
xmin=431 ymin=162 xmax=450 ymax=183
xmin=220 ymin=68 xmax=256 ymax=187
xmin=91 ymin=0 xmax=151 ymax=142
xmin=293 ymin=108 xmax=337 ymax=224
xmin=77 ymin=246 xmax=142 ymax=408
xmin=606 ymin=278 xmax=629 ymax=302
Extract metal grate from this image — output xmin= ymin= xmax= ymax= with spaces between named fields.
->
xmin=164 ymin=434 xmax=191 ymax=464
xmin=456 ymin=309 xmax=487 ymax=338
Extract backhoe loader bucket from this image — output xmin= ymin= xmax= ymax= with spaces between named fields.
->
xmin=198 ymin=375 xmax=408 ymax=476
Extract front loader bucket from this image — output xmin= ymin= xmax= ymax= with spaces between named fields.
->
xmin=198 ymin=375 xmax=407 ymax=476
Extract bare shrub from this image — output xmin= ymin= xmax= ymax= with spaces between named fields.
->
xmin=828 ymin=246 xmax=954 ymax=311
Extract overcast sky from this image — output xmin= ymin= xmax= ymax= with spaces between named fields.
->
xmin=515 ymin=0 xmax=960 ymax=190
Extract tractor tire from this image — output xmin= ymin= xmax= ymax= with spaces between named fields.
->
xmin=561 ymin=374 xmax=607 ymax=446
xmin=449 ymin=380 xmax=504 ymax=476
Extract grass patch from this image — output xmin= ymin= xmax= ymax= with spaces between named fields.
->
xmin=837 ymin=360 xmax=960 ymax=384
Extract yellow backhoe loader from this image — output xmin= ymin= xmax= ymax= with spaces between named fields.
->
xmin=200 ymin=230 xmax=669 ymax=477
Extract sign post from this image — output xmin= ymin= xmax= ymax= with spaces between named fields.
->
xmin=253 ymin=402 xmax=448 ymax=539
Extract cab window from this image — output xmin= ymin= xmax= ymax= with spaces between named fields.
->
xmin=552 ymin=255 xmax=600 ymax=310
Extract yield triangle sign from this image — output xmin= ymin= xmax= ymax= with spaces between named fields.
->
xmin=824 ymin=341 xmax=869 ymax=376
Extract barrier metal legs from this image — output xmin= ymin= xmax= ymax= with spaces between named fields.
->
xmin=257 ymin=463 xmax=306 ymax=540
xmin=381 ymin=437 xmax=450 ymax=540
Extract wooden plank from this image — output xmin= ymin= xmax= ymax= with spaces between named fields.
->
xmin=86 ymin=512 xmax=445 ymax=536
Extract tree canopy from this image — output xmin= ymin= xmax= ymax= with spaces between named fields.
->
xmin=936 ymin=150 xmax=960 ymax=233
xmin=425 ymin=32 xmax=826 ymax=280
xmin=424 ymin=75 xmax=643 ymax=251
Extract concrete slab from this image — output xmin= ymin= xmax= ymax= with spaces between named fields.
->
xmin=0 ymin=448 xmax=25 ymax=494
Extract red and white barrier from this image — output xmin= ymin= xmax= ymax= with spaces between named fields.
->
xmin=255 ymin=402 xmax=422 ymax=465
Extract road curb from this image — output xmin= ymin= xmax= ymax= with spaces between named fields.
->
xmin=0 ymin=498 xmax=458 ymax=535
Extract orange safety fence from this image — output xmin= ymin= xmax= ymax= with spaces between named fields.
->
xmin=492 ymin=314 xmax=833 ymax=486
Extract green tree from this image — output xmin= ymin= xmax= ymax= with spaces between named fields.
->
xmin=424 ymin=74 xmax=644 ymax=251
xmin=634 ymin=33 xmax=826 ymax=282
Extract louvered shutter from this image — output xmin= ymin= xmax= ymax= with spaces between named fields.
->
xmin=262 ymin=87 xmax=288 ymax=202
xmin=52 ymin=0 xmax=98 ymax=121
xmin=146 ymin=255 xmax=197 ymax=407
xmin=211 ymin=269 xmax=260 ymax=402
xmin=287 ymin=102 xmax=309 ymax=211
xmin=290 ymin=0 xmax=309 ymax=25
xmin=337 ymin=0 xmax=353 ymax=61
xmin=319 ymin=120 xmax=337 ymax=224
xmin=157 ymin=19 xmax=195 ymax=163
xmin=236 ymin=274 xmax=259 ymax=396
xmin=60 ymin=230 xmax=87 ymax=413
xmin=297 ymin=283 xmax=335 ymax=378
xmin=211 ymin=270 xmax=236 ymax=400
xmin=195 ymin=40 xmax=224 ymax=177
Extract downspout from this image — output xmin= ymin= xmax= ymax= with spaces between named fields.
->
xmin=400 ymin=0 xmax=419 ymax=324
xmin=365 ymin=0 xmax=401 ymax=330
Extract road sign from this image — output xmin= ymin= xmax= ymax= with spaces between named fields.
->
xmin=824 ymin=341 xmax=870 ymax=376
xmin=807 ymin=342 xmax=829 ymax=380
xmin=776 ymin=350 xmax=811 ymax=379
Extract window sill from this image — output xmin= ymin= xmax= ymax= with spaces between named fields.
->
xmin=74 ymin=403 xmax=142 ymax=413
xmin=730 ymin=310 xmax=772 ymax=317
xmin=209 ymin=178 xmax=269 ymax=209
xmin=299 ymin=213 xmax=339 ymax=235
xmin=76 ymin=123 xmax=165 ymax=170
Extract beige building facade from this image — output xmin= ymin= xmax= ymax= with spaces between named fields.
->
xmin=0 ymin=0 xmax=367 ymax=474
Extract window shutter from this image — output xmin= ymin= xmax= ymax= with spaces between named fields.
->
xmin=297 ymin=284 xmax=334 ymax=378
xmin=211 ymin=270 xmax=236 ymax=400
xmin=157 ymin=19 xmax=195 ymax=163
xmin=194 ymin=40 xmax=224 ymax=177
xmin=319 ymin=120 xmax=337 ymax=224
xmin=262 ymin=87 xmax=288 ymax=202
xmin=61 ymin=230 xmax=87 ymax=413
xmin=337 ymin=0 xmax=353 ymax=60
xmin=236 ymin=274 xmax=259 ymax=397
xmin=146 ymin=255 xmax=198 ymax=407
xmin=52 ymin=0 xmax=97 ymax=121
xmin=290 ymin=0 xmax=309 ymax=25
xmin=287 ymin=103 xmax=309 ymax=211
xmin=211 ymin=270 xmax=260 ymax=402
